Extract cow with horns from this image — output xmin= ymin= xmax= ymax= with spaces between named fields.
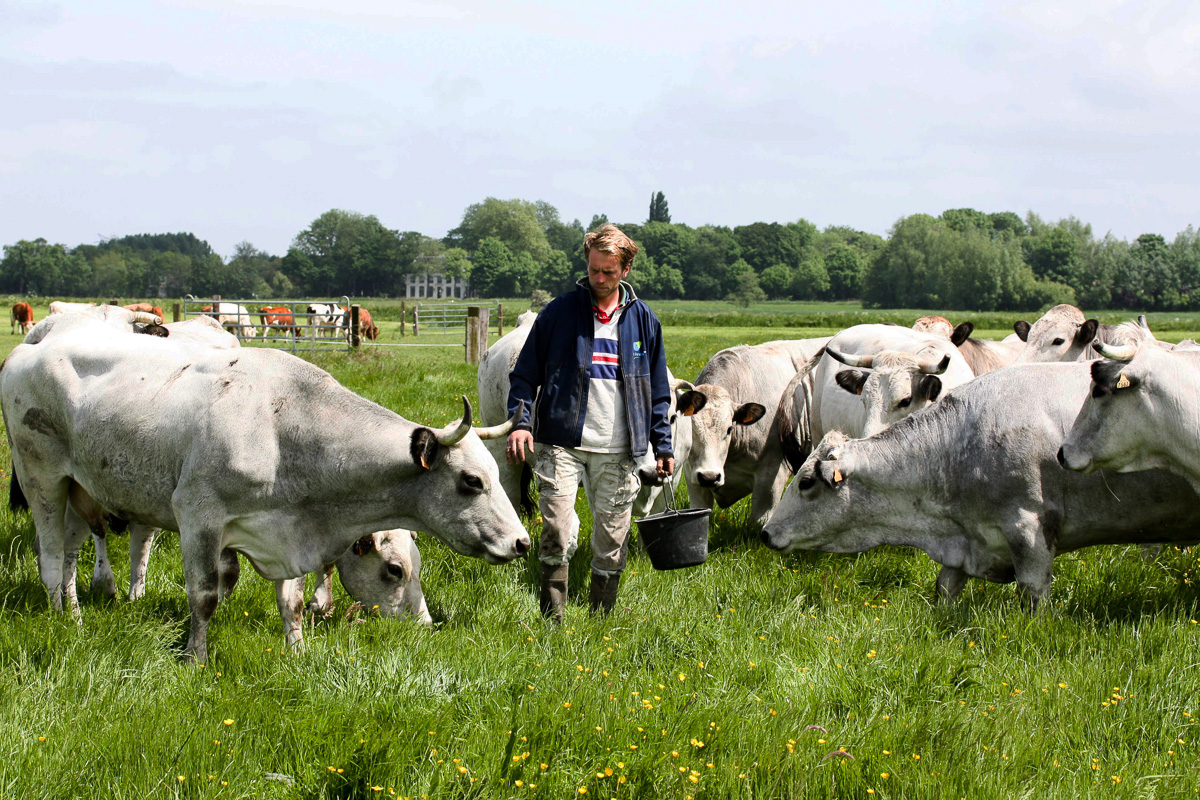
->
xmin=1 ymin=305 xmax=527 ymax=660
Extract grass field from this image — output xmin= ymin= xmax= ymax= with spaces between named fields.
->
xmin=2 ymin=303 xmax=1199 ymax=798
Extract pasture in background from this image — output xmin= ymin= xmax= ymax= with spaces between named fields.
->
xmin=0 ymin=301 xmax=1198 ymax=798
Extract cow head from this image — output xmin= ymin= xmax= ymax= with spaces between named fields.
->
xmin=334 ymin=529 xmax=432 ymax=623
xmin=828 ymin=347 xmax=949 ymax=438
xmin=680 ymin=383 xmax=764 ymax=489
xmin=1059 ymin=341 xmax=1163 ymax=476
xmin=1013 ymin=305 xmax=1100 ymax=363
xmin=406 ymin=397 xmax=530 ymax=564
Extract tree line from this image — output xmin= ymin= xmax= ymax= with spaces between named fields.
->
xmin=2 ymin=196 xmax=1198 ymax=312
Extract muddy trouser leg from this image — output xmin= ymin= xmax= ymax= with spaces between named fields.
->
xmin=581 ymin=451 xmax=640 ymax=614
xmin=533 ymin=446 xmax=583 ymax=622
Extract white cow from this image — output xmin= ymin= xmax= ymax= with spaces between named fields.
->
xmin=680 ymin=337 xmax=829 ymax=529
xmin=776 ymin=325 xmax=975 ymax=471
xmin=1 ymin=306 xmax=528 ymax=660
xmin=202 ymin=302 xmax=257 ymax=339
xmin=477 ymin=309 xmax=540 ymax=513
xmin=307 ymin=303 xmax=347 ymax=338
xmin=307 ymin=528 xmax=432 ymax=625
xmin=47 ymin=301 xmax=97 ymax=316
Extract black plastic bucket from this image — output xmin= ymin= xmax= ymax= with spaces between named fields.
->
xmin=636 ymin=507 xmax=711 ymax=570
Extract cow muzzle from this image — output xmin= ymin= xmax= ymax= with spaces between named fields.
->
xmin=695 ymin=470 xmax=723 ymax=488
xmin=638 ymin=465 xmax=664 ymax=486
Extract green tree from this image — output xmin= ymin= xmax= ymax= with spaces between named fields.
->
xmin=587 ymin=214 xmax=610 ymax=232
xmin=291 ymin=209 xmax=407 ymax=295
xmin=1027 ymin=227 xmax=1080 ymax=286
xmin=824 ymin=242 xmax=866 ymax=300
xmin=989 ymin=212 xmax=1028 ymax=238
xmin=470 ymin=237 xmax=535 ymax=297
xmin=639 ymin=222 xmax=695 ymax=271
xmin=940 ymin=208 xmax=993 ymax=234
xmin=534 ymin=250 xmax=578 ymax=296
xmin=791 ymin=253 xmax=831 ymax=300
xmin=445 ymin=198 xmax=552 ymax=263
xmin=686 ymin=226 xmax=741 ymax=300
xmin=759 ymin=263 xmax=794 ymax=299
xmin=733 ymin=222 xmax=804 ymax=273
xmin=0 ymin=238 xmax=70 ymax=294
xmin=648 ymin=191 xmax=671 ymax=223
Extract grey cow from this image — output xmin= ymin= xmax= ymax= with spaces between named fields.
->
xmin=2 ymin=306 xmax=528 ymax=661
xmin=762 ymin=362 xmax=1200 ymax=606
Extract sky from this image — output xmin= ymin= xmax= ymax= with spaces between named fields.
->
xmin=2 ymin=0 xmax=1199 ymax=258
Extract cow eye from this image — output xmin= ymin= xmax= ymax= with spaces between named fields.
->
xmin=385 ymin=563 xmax=406 ymax=581
xmin=669 ymin=413 xmax=678 ymax=423
xmin=797 ymin=475 xmax=816 ymax=491
xmin=1052 ymin=337 xmax=1065 ymax=346
xmin=458 ymin=473 xmax=484 ymax=494
xmin=726 ymin=426 xmax=733 ymax=436
xmin=895 ymin=397 xmax=911 ymax=410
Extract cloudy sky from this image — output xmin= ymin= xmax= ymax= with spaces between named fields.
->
xmin=3 ymin=0 xmax=1198 ymax=258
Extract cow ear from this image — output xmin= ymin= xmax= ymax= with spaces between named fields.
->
xmin=410 ymin=428 xmax=439 ymax=470
xmin=951 ymin=322 xmax=974 ymax=346
xmin=677 ymin=390 xmax=707 ymax=417
xmin=733 ymin=402 xmax=767 ymax=425
xmin=1075 ymin=319 xmax=1100 ymax=347
xmin=835 ymin=370 xmax=868 ymax=396
xmin=352 ymin=534 xmax=377 ymax=556
xmin=1013 ymin=321 xmax=1031 ymax=341
xmin=919 ymin=375 xmax=943 ymax=402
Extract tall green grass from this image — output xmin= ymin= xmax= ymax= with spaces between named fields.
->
xmin=1 ymin=316 xmax=1198 ymax=797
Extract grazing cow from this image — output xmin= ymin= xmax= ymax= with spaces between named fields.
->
xmin=762 ymin=362 xmax=1200 ymax=607
xmin=679 ymin=337 xmax=829 ymax=529
xmin=776 ymin=325 xmax=974 ymax=470
xmin=10 ymin=302 xmax=34 ymax=334
xmin=1060 ymin=340 xmax=1200 ymax=496
xmin=123 ymin=302 xmax=164 ymax=319
xmin=948 ymin=322 xmax=1023 ymax=376
xmin=306 ymin=303 xmax=347 ymax=338
xmin=259 ymin=306 xmax=299 ymax=337
xmin=307 ymin=529 xmax=432 ymax=624
xmin=357 ymin=307 xmax=380 ymax=341
xmin=47 ymin=301 xmax=96 ymax=316
xmin=200 ymin=302 xmax=257 ymax=339
xmin=1 ymin=306 xmax=528 ymax=660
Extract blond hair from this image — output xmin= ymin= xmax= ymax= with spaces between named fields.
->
xmin=583 ymin=224 xmax=639 ymax=270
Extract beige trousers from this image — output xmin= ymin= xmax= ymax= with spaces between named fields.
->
xmin=533 ymin=445 xmax=641 ymax=575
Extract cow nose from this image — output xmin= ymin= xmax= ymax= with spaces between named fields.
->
xmin=1056 ymin=446 xmax=1067 ymax=468
xmin=760 ymin=528 xmax=772 ymax=546
xmin=513 ymin=536 xmax=530 ymax=557
xmin=637 ymin=467 xmax=662 ymax=486
xmin=696 ymin=471 xmax=722 ymax=488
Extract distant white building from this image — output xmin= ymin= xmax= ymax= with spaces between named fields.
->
xmin=405 ymin=273 xmax=473 ymax=299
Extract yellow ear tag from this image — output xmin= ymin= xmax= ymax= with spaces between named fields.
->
xmin=832 ymin=467 xmax=844 ymax=483
xmin=1116 ymin=372 xmax=1130 ymax=389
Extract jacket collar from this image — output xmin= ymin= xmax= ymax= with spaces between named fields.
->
xmin=576 ymin=277 xmax=637 ymax=311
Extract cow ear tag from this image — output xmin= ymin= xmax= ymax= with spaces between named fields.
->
xmin=832 ymin=467 xmax=844 ymax=483
xmin=1116 ymin=372 xmax=1130 ymax=389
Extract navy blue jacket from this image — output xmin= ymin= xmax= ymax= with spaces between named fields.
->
xmin=507 ymin=280 xmax=672 ymax=459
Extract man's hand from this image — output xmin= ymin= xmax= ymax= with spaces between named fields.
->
xmin=507 ymin=430 xmax=535 ymax=465
xmin=656 ymin=456 xmax=675 ymax=478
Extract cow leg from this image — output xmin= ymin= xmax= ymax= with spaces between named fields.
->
xmin=91 ymin=531 xmax=118 ymax=600
xmin=61 ymin=503 xmax=93 ymax=622
xmin=276 ymin=577 xmax=306 ymax=650
xmin=218 ymin=549 xmax=241 ymax=600
xmin=935 ymin=565 xmax=968 ymax=603
xmin=1008 ymin=514 xmax=1055 ymax=613
xmin=307 ymin=564 xmax=337 ymax=618
xmin=127 ymin=525 xmax=159 ymax=601
xmin=179 ymin=530 xmax=223 ymax=663
xmin=749 ymin=461 xmax=791 ymax=531
xmin=28 ymin=478 xmax=71 ymax=613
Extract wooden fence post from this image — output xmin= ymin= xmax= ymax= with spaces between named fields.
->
xmin=497 ymin=303 xmax=504 ymax=337
xmin=413 ymin=305 xmax=419 ymax=336
xmin=172 ymin=302 xmax=181 ymax=322
xmin=400 ymin=301 xmax=406 ymax=337
xmin=350 ymin=304 xmax=361 ymax=349
xmin=465 ymin=306 xmax=490 ymax=365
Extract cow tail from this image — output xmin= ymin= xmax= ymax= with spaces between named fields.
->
xmin=779 ymin=347 xmax=824 ymax=473
xmin=8 ymin=468 xmax=27 ymax=511
xmin=520 ymin=462 xmax=535 ymax=517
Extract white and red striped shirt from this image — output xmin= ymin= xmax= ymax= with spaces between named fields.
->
xmin=579 ymin=307 xmax=628 ymax=453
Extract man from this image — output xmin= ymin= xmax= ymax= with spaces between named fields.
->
xmin=507 ymin=224 xmax=674 ymax=622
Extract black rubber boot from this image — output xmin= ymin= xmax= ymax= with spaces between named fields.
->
xmin=589 ymin=572 xmax=621 ymax=615
xmin=539 ymin=564 xmax=569 ymax=624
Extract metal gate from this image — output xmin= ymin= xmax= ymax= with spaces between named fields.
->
xmin=181 ymin=296 xmax=354 ymax=353
xmin=413 ymin=302 xmax=500 ymax=334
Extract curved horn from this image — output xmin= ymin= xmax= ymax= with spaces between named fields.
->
xmin=826 ymin=348 xmax=874 ymax=369
xmin=476 ymin=401 xmax=524 ymax=440
xmin=917 ymin=353 xmax=951 ymax=375
xmin=1093 ymin=341 xmax=1137 ymax=362
xmin=131 ymin=311 xmax=163 ymax=325
xmin=435 ymin=395 xmax=473 ymax=446
xmin=1138 ymin=314 xmax=1150 ymax=330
